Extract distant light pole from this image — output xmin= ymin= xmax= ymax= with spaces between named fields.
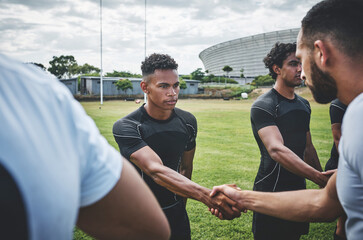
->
xmin=100 ymin=0 xmax=103 ymax=105
xmin=144 ymin=0 xmax=147 ymax=103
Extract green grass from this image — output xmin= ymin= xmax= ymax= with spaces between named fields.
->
xmin=75 ymin=88 xmax=336 ymax=240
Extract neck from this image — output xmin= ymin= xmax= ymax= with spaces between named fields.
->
xmin=334 ymin=59 xmax=363 ymax=105
xmin=274 ymin=79 xmax=295 ymax=99
xmin=144 ymin=103 xmax=173 ymax=120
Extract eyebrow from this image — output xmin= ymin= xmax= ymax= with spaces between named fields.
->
xmin=288 ymin=60 xmax=300 ymax=64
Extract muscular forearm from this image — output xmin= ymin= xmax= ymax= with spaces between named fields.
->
xmin=271 ymin=147 xmax=324 ymax=185
xmin=241 ymin=189 xmax=340 ymax=222
xmin=147 ymin=163 xmax=211 ymax=203
xmin=304 ymin=147 xmax=323 ymax=172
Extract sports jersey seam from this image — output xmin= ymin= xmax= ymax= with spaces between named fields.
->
xmin=331 ymin=103 xmax=346 ymax=112
xmin=136 ymin=124 xmax=142 ymax=137
xmin=186 ymin=123 xmax=196 ymax=136
xmin=255 ymin=162 xmax=278 ymax=185
xmin=162 ymin=200 xmax=181 ymax=210
xmin=272 ymin=164 xmax=281 ymax=192
xmin=251 ymin=106 xmax=274 ymax=116
xmin=113 ymin=134 xmax=141 ymax=139
xmin=297 ymin=98 xmax=311 ymax=110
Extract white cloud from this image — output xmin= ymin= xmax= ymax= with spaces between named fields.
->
xmin=0 ymin=0 xmax=320 ymax=75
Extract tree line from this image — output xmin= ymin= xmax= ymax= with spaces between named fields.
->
xmin=29 ymin=55 xmax=274 ymax=87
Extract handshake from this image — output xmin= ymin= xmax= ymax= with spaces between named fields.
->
xmin=207 ymin=184 xmax=246 ymax=220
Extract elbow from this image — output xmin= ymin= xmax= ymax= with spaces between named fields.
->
xmin=145 ymin=163 xmax=164 ymax=183
xmin=268 ymin=145 xmax=283 ymax=160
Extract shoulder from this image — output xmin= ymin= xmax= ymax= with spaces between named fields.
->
xmin=113 ymin=107 xmax=143 ymax=134
xmin=330 ymin=99 xmax=347 ymax=112
xmin=340 ymin=94 xmax=363 ymax=164
xmin=343 ymin=94 xmax=363 ymax=128
xmin=296 ymin=94 xmax=311 ymax=111
xmin=174 ymin=108 xmax=197 ymax=125
xmin=251 ymin=90 xmax=277 ymax=116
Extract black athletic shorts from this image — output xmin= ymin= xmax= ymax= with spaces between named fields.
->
xmin=163 ymin=200 xmax=191 ymax=240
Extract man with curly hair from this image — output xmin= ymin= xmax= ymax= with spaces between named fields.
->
xmin=113 ymin=53 xmax=239 ymax=240
xmin=249 ymin=42 xmax=327 ymax=239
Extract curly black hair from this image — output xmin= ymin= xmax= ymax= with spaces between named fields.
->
xmin=141 ymin=53 xmax=178 ymax=78
xmin=263 ymin=42 xmax=296 ymax=80
xmin=301 ymin=0 xmax=363 ymax=57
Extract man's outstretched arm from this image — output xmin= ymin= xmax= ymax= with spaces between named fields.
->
xmin=76 ymin=159 xmax=170 ymax=240
xmin=258 ymin=126 xmax=328 ymax=187
xmin=210 ymin=172 xmax=344 ymax=222
xmin=130 ymin=146 xmax=241 ymax=220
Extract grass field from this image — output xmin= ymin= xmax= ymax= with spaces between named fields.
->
xmin=74 ymin=87 xmax=337 ymax=240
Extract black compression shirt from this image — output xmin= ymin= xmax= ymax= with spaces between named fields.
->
xmin=113 ymin=105 xmax=197 ymax=208
xmin=251 ymin=88 xmax=311 ymax=192
xmin=326 ymin=99 xmax=347 ymax=170
xmin=250 ymin=88 xmax=311 ymax=236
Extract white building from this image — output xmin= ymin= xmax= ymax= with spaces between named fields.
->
xmin=199 ymin=28 xmax=300 ymax=84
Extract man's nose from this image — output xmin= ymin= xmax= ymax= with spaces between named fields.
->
xmin=301 ymin=67 xmax=306 ymax=81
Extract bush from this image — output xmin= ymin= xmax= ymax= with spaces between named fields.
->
xmin=252 ymin=74 xmax=275 ymax=86
xmin=201 ymin=75 xmax=237 ymax=84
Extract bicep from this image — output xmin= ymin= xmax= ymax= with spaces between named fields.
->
xmin=331 ymin=123 xmax=342 ymax=148
xmin=129 ymin=146 xmax=164 ymax=174
xmin=257 ymin=126 xmax=284 ymax=151
xmin=181 ymin=148 xmax=195 ymax=169
xmin=77 ymin=159 xmax=170 ymax=240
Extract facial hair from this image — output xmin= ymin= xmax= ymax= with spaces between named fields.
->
xmin=307 ymin=61 xmax=338 ymax=104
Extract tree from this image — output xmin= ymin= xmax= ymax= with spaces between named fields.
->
xmin=222 ymin=65 xmax=233 ymax=84
xmin=179 ymin=78 xmax=187 ymax=90
xmin=48 ymin=55 xmax=77 ymax=79
xmin=105 ymin=70 xmax=142 ymax=78
xmin=190 ymin=68 xmax=205 ymax=80
xmin=76 ymin=63 xmax=100 ymax=75
xmin=251 ymin=74 xmax=275 ymax=86
xmin=115 ymin=78 xmax=133 ymax=95
xmin=240 ymin=67 xmax=245 ymax=78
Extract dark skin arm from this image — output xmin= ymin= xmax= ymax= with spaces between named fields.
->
xmin=332 ymin=123 xmax=342 ymax=151
xmin=179 ymin=148 xmax=195 ymax=206
xmin=258 ymin=126 xmax=328 ymax=187
xmin=304 ymin=131 xmax=323 ymax=172
xmin=129 ymin=146 xmax=240 ymax=220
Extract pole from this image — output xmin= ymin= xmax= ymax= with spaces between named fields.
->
xmin=144 ymin=0 xmax=147 ymax=103
xmin=100 ymin=0 xmax=103 ymax=105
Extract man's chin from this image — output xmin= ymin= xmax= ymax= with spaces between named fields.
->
xmin=308 ymin=85 xmax=336 ymax=104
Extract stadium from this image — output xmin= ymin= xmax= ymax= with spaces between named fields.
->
xmin=199 ymin=28 xmax=300 ymax=84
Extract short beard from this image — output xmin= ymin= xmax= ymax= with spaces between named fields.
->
xmin=308 ymin=61 xmax=337 ymax=104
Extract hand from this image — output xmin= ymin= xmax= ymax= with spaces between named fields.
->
xmin=208 ymin=184 xmax=246 ymax=220
xmin=208 ymin=192 xmax=241 ymax=220
xmin=322 ymin=169 xmax=337 ymax=178
xmin=313 ymin=171 xmax=330 ymax=188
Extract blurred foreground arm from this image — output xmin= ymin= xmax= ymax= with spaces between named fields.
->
xmin=211 ymin=172 xmax=344 ymax=222
xmin=77 ymin=159 xmax=170 ymax=240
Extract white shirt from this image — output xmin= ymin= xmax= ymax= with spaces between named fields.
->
xmin=337 ymin=93 xmax=363 ymax=240
xmin=0 ymin=54 xmax=122 ymax=239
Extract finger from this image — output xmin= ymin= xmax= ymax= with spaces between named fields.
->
xmin=210 ymin=186 xmax=223 ymax=197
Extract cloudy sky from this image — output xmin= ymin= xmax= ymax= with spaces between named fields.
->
xmin=0 ymin=0 xmax=320 ymax=75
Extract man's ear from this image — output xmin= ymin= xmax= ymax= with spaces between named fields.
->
xmin=314 ymin=40 xmax=330 ymax=68
xmin=272 ymin=64 xmax=280 ymax=75
xmin=140 ymin=81 xmax=148 ymax=93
